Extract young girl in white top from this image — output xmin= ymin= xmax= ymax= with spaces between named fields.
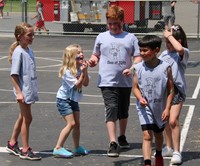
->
xmin=159 ymin=24 xmax=189 ymax=165
xmin=53 ymin=44 xmax=89 ymax=158
xmin=6 ymin=22 xmax=41 ymax=160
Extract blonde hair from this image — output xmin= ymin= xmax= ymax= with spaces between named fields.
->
xmin=8 ymin=22 xmax=33 ymax=64
xmin=58 ymin=44 xmax=81 ymax=78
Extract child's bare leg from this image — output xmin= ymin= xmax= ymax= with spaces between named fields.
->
xmin=72 ymin=111 xmax=80 ymax=149
xmin=142 ymin=130 xmax=153 ymax=164
xmin=20 ymin=103 xmax=32 ymax=151
xmin=9 ymin=112 xmax=23 ymax=144
xmin=54 ymin=114 xmax=75 ymax=149
xmin=169 ymin=103 xmax=182 ymax=152
xmin=164 ymin=121 xmax=173 ymax=148
xmin=154 ymin=132 xmax=163 ymax=152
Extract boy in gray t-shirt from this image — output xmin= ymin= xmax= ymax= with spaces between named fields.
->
xmin=88 ymin=5 xmax=142 ymax=157
xmin=133 ymin=35 xmax=174 ymax=166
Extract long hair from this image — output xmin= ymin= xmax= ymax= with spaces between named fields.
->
xmin=171 ymin=24 xmax=188 ymax=48
xmin=8 ymin=22 xmax=32 ymax=64
xmin=58 ymin=44 xmax=81 ymax=78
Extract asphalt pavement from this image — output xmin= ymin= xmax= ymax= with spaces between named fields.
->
xmin=0 ymin=35 xmax=199 ymax=166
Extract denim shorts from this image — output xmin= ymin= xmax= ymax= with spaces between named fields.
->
xmin=56 ymin=98 xmax=80 ymax=116
xmin=171 ymin=85 xmax=185 ymax=105
xmin=100 ymin=87 xmax=131 ymax=122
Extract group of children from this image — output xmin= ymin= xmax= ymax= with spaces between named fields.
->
xmin=6 ymin=5 xmax=189 ymax=166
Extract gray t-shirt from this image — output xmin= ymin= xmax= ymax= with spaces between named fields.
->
xmin=93 ymin=31 xmax=140 ymax=87
xmin=10 ymin=46 xmax=38 ymax=104
xmin=135 ymin=60 xmax=170 ymax=128
xmin=37 ymin=6 xmax=43 ymax=21
xmin=159 ymin=47 xmax=189 ymax=99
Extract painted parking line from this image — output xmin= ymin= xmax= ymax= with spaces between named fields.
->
xmin=0 ymin=105 xmax=194 ymax=163
xmin=192 ymin=76 xmax=200 ymax=99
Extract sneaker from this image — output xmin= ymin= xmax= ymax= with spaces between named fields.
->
xmin=6 ymin=141 xmax=22 ymax=156
xmin=74 ymin=146 xmax=89 ymax=155
xmin=53 ymin=147 xmax=73 ymax=158
xmin=171 ymin=151 xmax=182 ymax=165
xmin=162 ymin=146 xmax=173 ymax=157
xmin=154 ymin=156 xmax=164 ymax=166
xmin=19 ymin=147 xmax=41 ymax=160
xmin=107 ymin=142 xmax=119 ymax=157
xmin=118 ymin=135 xmax=130 ymax=149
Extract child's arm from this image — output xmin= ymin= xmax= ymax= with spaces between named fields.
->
xmin=162 ymin=66 xmax=174 ymax=121
xmin=163 ymin=29 xmax=184 ymax=57
xmin=171 ymin=1 xmax=176 ymax=7
xmin=81 ymin=60 xmax=89 ymax=87
xmin=11 ymin=75 xmax=24 ymax=103
xmin=40 ymin=12 xmax=44 ymax=21
xmin=88 ymin=54 xmax=99 ymax=67
xmin=31 ymin=14 xmax=38 ymax=20
xmin=132 ymin=69 xmax=148 ymax=107
xmin=123 ymin=55 xmax=142 ymax=76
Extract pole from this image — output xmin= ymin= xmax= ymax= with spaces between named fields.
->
xmin=22 ymin=0 xmax=28 ymax=23
xmin=198 ymin=3 xmax=200 ymax=39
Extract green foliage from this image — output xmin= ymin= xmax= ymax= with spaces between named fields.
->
xmin=4 ymin=0 xmax=36 ymax=12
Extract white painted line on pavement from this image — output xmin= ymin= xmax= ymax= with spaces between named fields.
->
xmin=0 ymin=56 xmax=7 ymax=60
xmin=192 ymin=76 xmax=200 ymax=99
xmin=180 ymin=105 xmax=195 ymax=152
xmin=0 ymin=147 xmax=172 ymax=159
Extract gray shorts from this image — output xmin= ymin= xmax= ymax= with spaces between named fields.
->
xmin=100 ymin=87 xmax=131 ymax=122
xmin=56 ymin=98 xmax=80 ymax=116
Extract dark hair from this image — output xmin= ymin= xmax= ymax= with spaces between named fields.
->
xmin=138 ymin=35 xmax=162 ymax=50
xmin=171 ymin=24 xmax=188 ymax=48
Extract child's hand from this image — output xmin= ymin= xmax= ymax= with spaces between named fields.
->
xmin=16 ymin=92 xmax=25 ymax=103
xmin=161 ymin=109 xmax=170 ymax=121
xmin=88 ymin=55 xmax=99 ymax=67
xmin=81 ymin=60 xmax=88 ymax=71
xmin=123 ymin=68 xmax=132 ymax=76
xmin=139 ymin=97 xmax=148 ymax=107
xmin=163 ymin=29 xmax=172 ymax=39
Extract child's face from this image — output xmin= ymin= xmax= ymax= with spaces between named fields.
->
xmin=76 ymin=47 xmax=84 ymax=65
xmin=20 ymin=27 xmax=34 ymax=47
xmin=139 ymin=47 xmax=158 ymax=62
xmin=165 ymin=39 xmax=175 ymax=52
xmin=107 ymin=18 xmax=123 ymax=34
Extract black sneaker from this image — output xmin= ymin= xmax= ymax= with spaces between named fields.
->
xmin=118 ymin=135 xmax=130 ymax=149
xmin=107 ymin=142 xmax=119 ymax=157
xmin=6 ymin=141 xmax=22 ymax=156
xmin=19 ymin=147 xmax=42 ymax=160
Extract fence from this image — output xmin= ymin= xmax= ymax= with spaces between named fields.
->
xmin=0 ymin=0 xmax=200 ymax=38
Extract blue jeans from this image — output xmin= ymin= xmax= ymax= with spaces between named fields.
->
xmin=56 ymin=98 xmax=80 ymax=116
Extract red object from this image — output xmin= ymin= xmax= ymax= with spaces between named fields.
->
xmin=154 ymin=156 xmax=164 ymax=166
xmin=110 ymin=1 xmax=135 ymax=24
xmin=36 ymin=20 xmax=45 ymax=28
xmin=37 ymin=0 xmax=60 ymax=21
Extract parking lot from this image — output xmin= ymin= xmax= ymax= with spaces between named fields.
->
xmin=0 ymin=35 xmax=199 ymax=166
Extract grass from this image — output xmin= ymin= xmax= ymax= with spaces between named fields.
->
xmin=4 ymin=0 xmax=36 ymax=12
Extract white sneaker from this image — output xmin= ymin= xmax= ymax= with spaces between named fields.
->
xmin=171 ymin=151 xmax=182 ymax=165
xmin=162 ymin=146 xmax=173 ymax=157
